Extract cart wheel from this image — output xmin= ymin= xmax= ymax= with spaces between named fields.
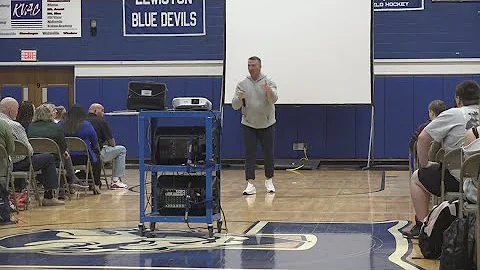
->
xmin=150 ymin=222 xmax=156 ymax=232
xmin=208 ymin=225 xmax=214 ymax=240
xmin=138 ymin=223 xmax=145 ymax=237
xmin=217 ymin=220 xmax=223 ymax=233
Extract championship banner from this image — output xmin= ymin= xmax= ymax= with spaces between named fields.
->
xmin=374 ymin=0 xmax=424 ymax=11
xmin=123 ymin=0 xmax=205 ymax=37
xmin=0 ymin=0 xmax=81 ymax=38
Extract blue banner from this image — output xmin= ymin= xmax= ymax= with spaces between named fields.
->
xmin=123 ymin=0 xmax=205 ymax=36
xmin=374 ymin=0 xmax=424 ymax=11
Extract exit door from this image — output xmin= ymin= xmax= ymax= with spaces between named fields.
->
xmin=0 ymin=66 xmax=74 ymax=107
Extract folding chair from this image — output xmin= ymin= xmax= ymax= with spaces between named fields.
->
xmin=100 ymin=160 xmax=112 ymax=190
xmin=428 ymin=141 xmax=442 ymax=162
xmin=10 ymin=140 xmax=41 ymax=208
xmin=65 ymin=137 xmax=99 ymax=195
xmin=454 ymin=149 xmax=480 ymax=270
xmin=0 ymin=145 xmax=17 ymax=213
xmin=28 ymin=138 xmax=67 ymax=199
xmin=435 ymin=148 xmax=445 ymax=163
xmin=98 ymin=144 xmax=111 ymax=189
xmin=457 ymin=153 xmax=480 ymax=216
xmin=440 ymin=148 xmax=462 ymax=202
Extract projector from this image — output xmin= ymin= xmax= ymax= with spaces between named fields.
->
xmin=172 ymin=97 xmax=212 ymax=110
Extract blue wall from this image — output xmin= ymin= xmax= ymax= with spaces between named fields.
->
xmin=374 ymin=1 xmax=480 ymax=59
xmin=72 ymin=74 xmax=477 ymax=160
xmin=2 ymin=0 xmax=480 ymax=160
xmin=3 ymin=0 xmax=480 ymax=61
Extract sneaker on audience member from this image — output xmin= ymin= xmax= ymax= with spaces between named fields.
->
xmin=402 ymin=220 xmax=423 ymax=239
xmin=110 ymin=179 xmax=128 ymax=189
xmin=70 ymin=179 xmax=89 ymax=189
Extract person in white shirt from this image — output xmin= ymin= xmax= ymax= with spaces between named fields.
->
xmin=403 ymin=80 xmax=480 ymax=238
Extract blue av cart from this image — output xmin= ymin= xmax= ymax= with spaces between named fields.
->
xmin=137 ymin=110 xmax=222 ymax=238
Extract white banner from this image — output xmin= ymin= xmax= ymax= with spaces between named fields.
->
xmin=0 ymin=0 xmax=81 ymax=38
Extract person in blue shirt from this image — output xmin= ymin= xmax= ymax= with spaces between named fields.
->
xmin=61 ymin=104 xmax=101 ymax=194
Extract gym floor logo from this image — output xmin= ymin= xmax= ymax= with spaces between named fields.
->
xmin=0 ymin=228 xmax=317 ymax=255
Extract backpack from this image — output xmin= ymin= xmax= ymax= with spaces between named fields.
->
xmin=419 ymin=200 xmax=458 ymax=259
xmin=439 ymin=212 xmax=476 ymax=270
xmin=0 ymin=180 xmax=11 ymax=224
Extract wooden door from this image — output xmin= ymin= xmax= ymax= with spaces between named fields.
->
xmin=0 ymin=67 xmax=34 ymax=102
xmin=34 ymin=67 xmax=74 ymax=107
xmin=0 ymin=67 xmax=74 ymax=107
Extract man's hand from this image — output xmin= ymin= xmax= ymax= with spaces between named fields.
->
xmin=263 ymin=81 xmax=272 ymax=93
xmin=264 ymin=80 xmax=275 ymax=102
xmin=237 ymin=89 xmax=246 ymax=100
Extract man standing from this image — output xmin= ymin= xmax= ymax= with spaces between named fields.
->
xmin=232 ymin=56 xmax=278 ymax=195
xmin=403 ymin=80 xmax=480 ymax=238
xmin=87 ymin=103 xmax=128 ymax=189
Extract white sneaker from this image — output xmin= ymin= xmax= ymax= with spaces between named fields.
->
xmin=265 ymin=178 xmax=275 ymax=193
xmin=110 ymin=180 xmax=128 ymax=189
xmin=243 ymin=182 xmax=256 ymax=195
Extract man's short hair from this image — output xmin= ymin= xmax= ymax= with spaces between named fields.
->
xmin=248 ymin=56 xmax=261 ymax=64
xmin=428 ymin=99 xmax=447 ymax=116
xmin=455 ymin=80 xmax=480 ymax=106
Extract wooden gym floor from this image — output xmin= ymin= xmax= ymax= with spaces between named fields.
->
xmin=0 ymin=167 xmax=436 ymax=270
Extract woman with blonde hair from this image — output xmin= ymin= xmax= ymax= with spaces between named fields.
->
xmin=27 ymin=104 xmax=88 ymax=194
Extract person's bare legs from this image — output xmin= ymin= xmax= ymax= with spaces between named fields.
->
xmin=403 ymin=169 xmax=431 ymax=238
xmin=410 ymin=169 xmax=431 ymax=221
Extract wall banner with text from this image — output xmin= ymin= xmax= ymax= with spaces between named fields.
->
xmin=0 ymin=0 xmax=81 ymax=38
xmin=123 ymin=0 xmax=206 ymax=37
xmin=374 ymin=0 xmax=424 ymax=11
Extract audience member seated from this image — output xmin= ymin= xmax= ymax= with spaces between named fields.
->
xmin=54 ymin=106 xmax=66 ymax=123
xmin=408 ymin=99 xmax=447 ymax=153
xmin=15 ymin=101 xmax=35 ymax=130
xmin=61 ymin=104 xmax=102 ymax=192
xmin=87 ymin=103 xmax=128 ymax=189
xmin=0 ymin=118 xmax=14 ymax=179
xmin=403 ymin=80 xmax=480 ymax=238
xmin=0 ymin=97 xmax=64 ymax=206
xmin=27 ymin=104 xmax=88 ymax=193
xmin=13 ymin=101 xmax=37 ymax=193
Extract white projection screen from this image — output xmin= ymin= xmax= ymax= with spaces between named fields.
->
xmin=224 ymin=0 xmax=373 ymax=104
